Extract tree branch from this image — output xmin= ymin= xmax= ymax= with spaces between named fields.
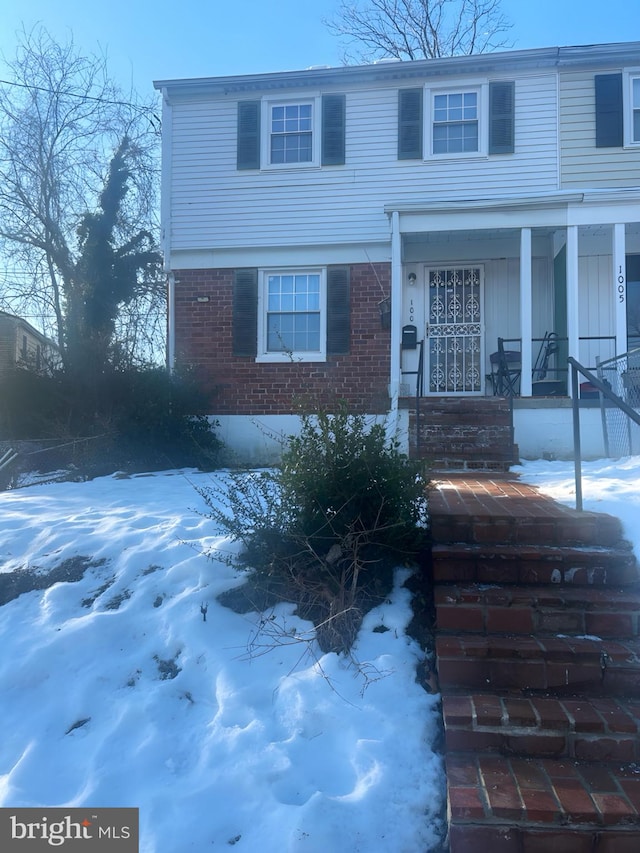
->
xmin=325 ymin=0 xmax=513 ymax=62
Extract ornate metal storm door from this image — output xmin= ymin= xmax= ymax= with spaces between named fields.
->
xmin=426 ymin=266 xmax=483 ymax=393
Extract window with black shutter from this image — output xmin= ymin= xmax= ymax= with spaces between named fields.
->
xmin=595 ymin=73 xmax=623 ymax=148
xmin=232 ymin=267 xmax=351 ymax=361
xmin=326 ymin=266 xmax=350 ymax=355
xmin=322 ymin=94 xmax=346 ymax=166
xmin=398 ymin=89 xmax=423 ymax=160
xmin=237 ymin=101 xmax=261 ymax=170
xmin=232 ymin=269 xmax=258 ymax=356
xmin=239 ymin=94 xmax=347 ymax=170
xmin=489 ymin=81 xmax=515 ymax=154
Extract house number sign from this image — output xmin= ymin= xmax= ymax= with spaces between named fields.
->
xmin=618 ymin=265 xmax=626 ymax=303
xmin=409 ymin=297 xmax=415 ymax=323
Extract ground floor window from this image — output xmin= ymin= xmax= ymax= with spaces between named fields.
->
xmin=258 ymin=269 xmax=325 ymax=361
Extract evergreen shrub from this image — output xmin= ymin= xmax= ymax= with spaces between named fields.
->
xmin=200 ymin=404 xmax=429 ymax=652
xmin=0 ymin=365 xmax=222 ymax=477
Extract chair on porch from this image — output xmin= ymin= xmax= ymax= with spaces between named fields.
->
xmin=488 ymin=338 xmax=521 ymax=396
xmin=532 ymin=332 xmax=567 ymax=396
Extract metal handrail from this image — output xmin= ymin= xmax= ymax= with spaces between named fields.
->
xmin=568 ymin=356 xmax=640 ymax=511
xmin=500 ymin=335 xmax=617 ymax=383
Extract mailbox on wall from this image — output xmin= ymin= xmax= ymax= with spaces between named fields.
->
xmin=401 ymin=324 xmax=418 ymax=349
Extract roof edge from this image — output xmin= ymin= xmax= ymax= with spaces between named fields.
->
xmin=154 ymin=41 xmax=640 ymax=95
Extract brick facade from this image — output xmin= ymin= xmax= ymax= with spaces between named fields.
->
xmin=173 ymin=263 xmax=392 ymax=415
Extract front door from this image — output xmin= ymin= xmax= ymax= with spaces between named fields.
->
xmin=426 ymin=265 xmax=483 ymax=393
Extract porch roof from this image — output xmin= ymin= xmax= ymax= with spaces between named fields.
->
xmin=385 ymin=188 xmax=640 ymax=234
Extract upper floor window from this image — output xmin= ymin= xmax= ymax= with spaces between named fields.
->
xmin=237 ymin=94 xmax=345 ymax=170
xmin=432 ymin=91 xmax=479 ymax=154
xmin=270 ymin=103 xmax=313 ymax=164
xmin=263 ymin=99 xmax=320 ymax=168
xmin=631 ymin=76 xmax=640 ymax=143
xmin=399 ymin=81 xmax=513 ymax=160
xmin=429 ymin=85 xmax=485 ymax=157
xmin=596 ymin=71 xmax=640 ymax=148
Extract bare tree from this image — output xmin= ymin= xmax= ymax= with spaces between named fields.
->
xmin=0 ymin=26 xmax=164 ymax=369
xmin=325 ymin=0 xmax=512 ymax=63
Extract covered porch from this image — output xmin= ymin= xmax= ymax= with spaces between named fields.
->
xmin=387 ymin=190 xmax=640 ymax=459
xmin=389 ymin=190 xmax=640 ymax=400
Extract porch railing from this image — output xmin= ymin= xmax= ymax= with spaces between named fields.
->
xmin=568 ymin=354 xmax=640 ymax=511
xmin=496 ymin=335 xmax=617 ymax=395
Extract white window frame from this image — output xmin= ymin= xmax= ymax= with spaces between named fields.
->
xmin=260 ymin=96 xmax=321 ymax=170
xmin=623 ymin=69 xmax=640 ymax=148
xmin=425 ymin=81 xmax=488 ymax=159
xmin=256 ymin=267 xmax=327 ymax=363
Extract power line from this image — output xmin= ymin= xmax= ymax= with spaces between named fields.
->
xmin=0 ymin=77 xmax=161 ymax=131
xmin=0 ymin=76 xmax=154 ymax=111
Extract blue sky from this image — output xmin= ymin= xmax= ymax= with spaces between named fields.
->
xmin=0 ymin=0 xmax=639 ymax=95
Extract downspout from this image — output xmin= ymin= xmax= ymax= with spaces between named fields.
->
xmin=389 ymin=210 xmax=402 ymax=440
xmin=160 ymin=86 xmax=174 ymax=373
xmin=167 ymin=272 xmax=176 ymax=373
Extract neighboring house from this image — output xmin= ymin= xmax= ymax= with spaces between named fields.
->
xmin=154 ymin=42 xmax=640 ymax=461
xmin=0 ymin=311 xmax=61 ymax=376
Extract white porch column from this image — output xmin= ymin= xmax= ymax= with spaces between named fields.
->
xmin=519 ymin=227 xmax=533 ymax=396
xmin=566 ymin=225 xmax=580 ymax=394
xmin=389 ymin=211 xmax=402 ymax=410
xmin=612 ymin=223 xmax=627 ymax=357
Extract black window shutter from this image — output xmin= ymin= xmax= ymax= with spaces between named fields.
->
xmin=233 ymin=269 xmax=258 ymax=356
xmin=489 ymin=81 xmax=515 ymax=154
xmin=237 ymin=101 xmax=260 ymax=169
xmin=326 ymin=266 xmax=350 ymax=354
xmin=398 ymin=89 xmax=423 ymax=160
xmin=595 ymin=73 xmax=623 ymax=148
xmin=322 ymin=94 xmax=346 ymax=166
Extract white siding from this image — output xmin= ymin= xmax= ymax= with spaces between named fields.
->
xmin=167 ymin=74 xmax=559 ymax=253
xmin=560 ymin=70 xmax=640 ymax=188
xmin=578 ymin=254 xmax=617 ymax=366
xmin=483 ymin=256 xmax=552 ymax=359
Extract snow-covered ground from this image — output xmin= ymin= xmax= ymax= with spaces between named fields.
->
xmin=515 ymin=455 xmax=640 ymax=557
xmin=0 ymin=469 xmax=445 ymax=853
xmin=0 ymin=457 xmax=638 ymax=852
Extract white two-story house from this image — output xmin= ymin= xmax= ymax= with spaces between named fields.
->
xmin=154 ymin=41 xmax=640 ymax=461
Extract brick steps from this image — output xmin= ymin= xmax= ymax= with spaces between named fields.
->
xmin=426 ymin=456 xmax=517 ymax=473
xmin=443 ymin=693 xmax=640 ymax=761
xmin=435 ymin=583 xmax=640 ymax=637
xmin=428 ymin=445 xmax=518 ymax=462
xmin=407 ymin=396 xmax=518 ymax=470
xmin=436 ymin=634 xmax=640 ymax=697
xmin=430 ymin=475 xmax=640 ymax=851
xmin=447 ymin=753 xmax=640 ymax=853
xmin=431 ymin=511 xmax=626 ymax=548
xmin=432 ymin=544 xmax=639 ymax=585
